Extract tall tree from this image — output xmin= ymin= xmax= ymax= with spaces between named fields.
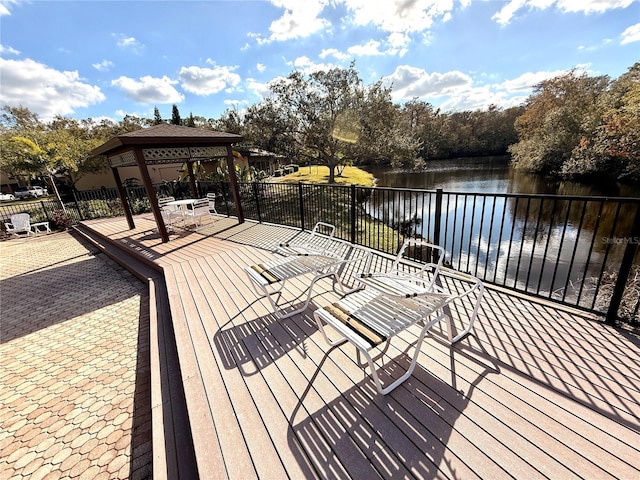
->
xmin=561 ymin=62 xmax=640 ymax=181
xmin=171 ymin=104 xmax=182 ymax=125
xmin=0 ymin=108 xmax=110 ymax=189
xmin=259 ymin=63 xmax=419 ymax=182
xmin=244 ymin=100 xmax=299 ymax=158
xmin=509 ymin=69 xmax=610 ymax=174
xmin=153 ymin=107 xmax=163 ymax=125
xmin=215 ymin=107 xmax=244 ymax=134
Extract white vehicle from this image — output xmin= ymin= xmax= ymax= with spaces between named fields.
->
xmin=13 ymin=186 xmax=48 ymax=199
xmin=0 ymin=192 xmax=15 ymax=202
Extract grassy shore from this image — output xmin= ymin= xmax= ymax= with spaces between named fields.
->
xmin=275 ymin=165 xmax=375 ymax=187
xmin=269 ymin=164 xmax=403 ymax=253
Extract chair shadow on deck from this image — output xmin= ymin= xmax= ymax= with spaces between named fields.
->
xmin=214 ymin=304 xmax=321 ymax=376
xmin=214 ymin=273 xmax=345 ymax=375
xmin=286 ymin=336 xmax=499 ymax=479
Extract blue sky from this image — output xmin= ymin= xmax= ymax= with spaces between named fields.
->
xmin=1 ymin=0 xmax=638 ymax=123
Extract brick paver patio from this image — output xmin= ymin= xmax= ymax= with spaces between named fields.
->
xmin=0 ymin=232 xmax=152 ymax=480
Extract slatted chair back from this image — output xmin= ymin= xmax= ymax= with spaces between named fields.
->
xmin=158 ymin=196 xmax=176 ymax=209
xmin=186 ymin=198 xmax=210 ymax=230
xmin=157 ymin=196 xmax=179 ymax=228
xmin=10 ymin=213 xmax=31 ymax=231
xmin=206 ymin=193 xmax=218 ymax=216
xmin=5 ymin=213 xmax=32 ymax=236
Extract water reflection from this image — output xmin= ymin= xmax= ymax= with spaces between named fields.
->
xmin=361 ymin=158 xmax=639 ymax=310
xmin=363 ymin=157 xmax=640 ymax=197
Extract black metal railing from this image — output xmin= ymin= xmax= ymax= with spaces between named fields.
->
xmin=1 ymin=181 xmax=637 ymax=326
xmin=234 ymin=182 xmax=639 ymax=326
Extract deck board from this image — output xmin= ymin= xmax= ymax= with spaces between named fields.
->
xmin=80 ymin=214 xmax=640 ymax=480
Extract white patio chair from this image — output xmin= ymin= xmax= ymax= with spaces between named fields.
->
xmin=276 ymin=221 xmax=337 ymax=257
xmin=313 ymin=239 xmax=484 ymax=394
xmin=184 ymin=198 xmax=210 ymax=230
xmin=357 ymin=239 xmax=482 ymax=343
xmin=245 ymin=224 xmax=366 ymax=319
xmin=4 ymin=213 xmax=50 ymax=237
xmin=158 ymin=196 xmax=181 ymax=229
xmin=206 ymin=193 xmax=222 ymax=223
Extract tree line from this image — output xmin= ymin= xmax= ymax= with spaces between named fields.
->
xmin=1 ymin=61 xmax=637 ymax=189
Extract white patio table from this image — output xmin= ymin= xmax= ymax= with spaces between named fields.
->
xmin=166 ymin=198 xmax=199 ymax=210
xmin=165 ymin=198 xmax=199 ymax=225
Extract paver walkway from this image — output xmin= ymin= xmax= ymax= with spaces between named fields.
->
xmin=0 ymin=231 xmax=152 ymax=480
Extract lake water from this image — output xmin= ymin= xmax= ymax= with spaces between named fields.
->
xmin=359 ymin=157 xmax=639 ymax=309
xmin=362 ymin=156 xmax=640 ymax=197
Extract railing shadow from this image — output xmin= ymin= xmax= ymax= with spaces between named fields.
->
xmin=478 ymin=288 xmax=640 ymax=433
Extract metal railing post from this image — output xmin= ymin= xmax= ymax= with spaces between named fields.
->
xmin=298 ymin=183 xmax=305 ymax=231
xmin=72 ymin=191 xmax=84 ymax=221
xmin=350 ymin=184 xmax=356 ymax=244
xmin=40 ymin=201 xmax=51 ymax=223
xmin=606 ymin=203 xmax=640 ymax=325
xmin=252 ymin=182 xmax=262 ymax=223
xmin=433 ymin=188 xmax=443 ymax=262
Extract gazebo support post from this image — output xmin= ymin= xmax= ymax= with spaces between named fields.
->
xmin=186 ymin=161 xmax=198 ymax=198
xmin=226 ymin=145 xmax=244 ymax=223
xmin=134 ymin=147 xmax=170 ymax=243
xmin=112 ymin=167 xmax=135 ymax=230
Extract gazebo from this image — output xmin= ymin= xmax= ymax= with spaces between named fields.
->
xmin=91 ymin=123 xmax=244 ymax=242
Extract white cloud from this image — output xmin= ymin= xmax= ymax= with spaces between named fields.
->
xmin=0 ymin=44 xmax=19 ymax=55
xmin=319 ymin=48 xmax=352 ymax=61
xmin=262 ymin=0 xmax=330 ymax=42
xmin=439 ymin=85 xmax=525 ymax=112
xmin=0 ymin=0 xmax=20 ymax=16
xmin=348 ymin=39 xmax=384 ymax=56
xmin=178 ymin=65 xmax=241 ymax=96
xmin=621 ymin=22 xmax=640 ymax=44
xmin=321 ymin=32 xmax=411 ymax=60
xmin=382 ymin=65 xmax=473 ymax=100
xmin=92 ymin=60 xmax=114 ymax=72
xmin=259 ymin=0 xmax=462 ymax=49
xmin=499 ymin=69 xmax=567 ymax=91
xmin=381 ymin=65 xmax=575 ymax=111
xmin=556 ymin=0 xmax=635 ymax=14
xmin=256 ymin=63 xmax=267 ymax=73
xmin=287 ymin=56 xmax=336 ymax=74
xmin=113 ymin=34 xmax=145 ymax=54
xmin=387 ymin=32 xmax=410 ymax=56
xmin=578 ymin=38 xmax=613 ymax=51
xmin=111 ymin=75 xmax=184 ymax=104
xmin=0 ymin=58 xmax=105 ymax=119
xmin=338 ymin=0 xmax=460 ymax=33
xmin=246 ymin=77 xmax=275 ymax=100
xmin=493 ymin=0 xmax=635 ymax=25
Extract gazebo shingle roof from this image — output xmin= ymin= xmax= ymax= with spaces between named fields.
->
xmin=92 ymin=123 xmax=243 ymax=156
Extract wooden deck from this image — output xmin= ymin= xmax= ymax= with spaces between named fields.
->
xmin=77 ymin=214 xmax=640 ymax=480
